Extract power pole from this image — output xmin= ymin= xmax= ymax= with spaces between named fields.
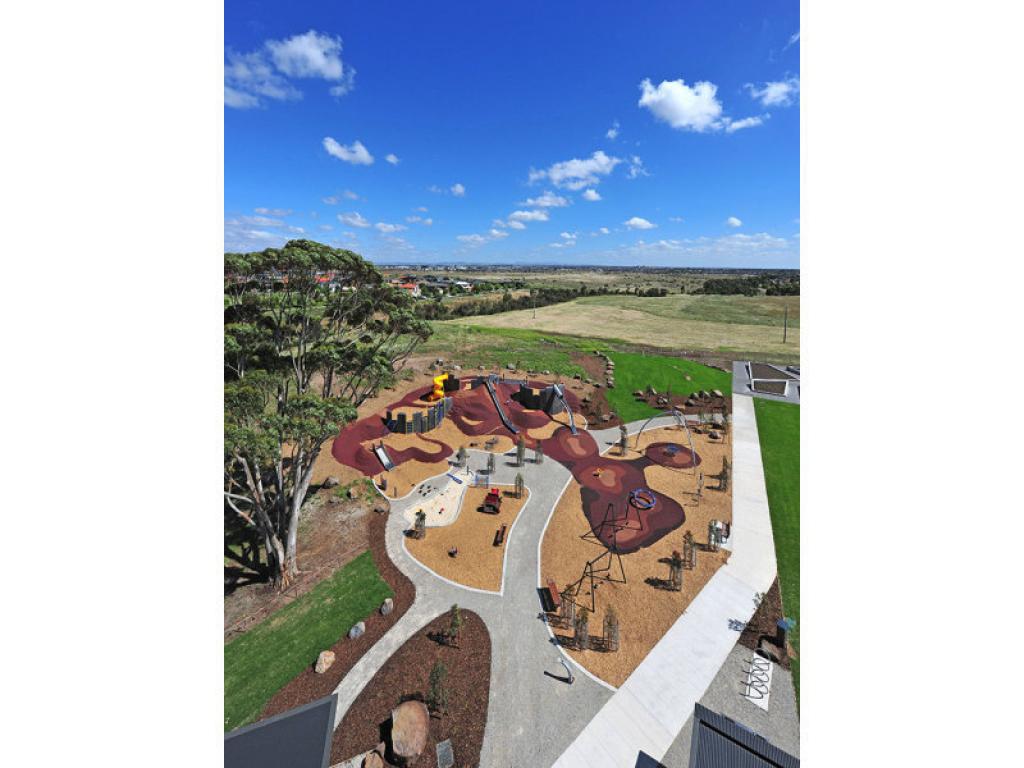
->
xmin=783 ymin=305 xmax=788 ymax=344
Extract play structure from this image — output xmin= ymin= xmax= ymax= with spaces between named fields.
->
xmin=482 ymin=488 xmax=502 ymax=513
xmin=482 ymin=374 xmax=519 ymax=434
xmin=373 ymin=442 xmax=396 ymax=471
xmin=511 ymin=381 xmax=578 ymax=435
xmin=385 ymin=396 xmax=453 ymax=434
xmin=425 ymin=373 xmax=448 ymax=401
xmin=629 ymin=488 xmax=657 ymax=510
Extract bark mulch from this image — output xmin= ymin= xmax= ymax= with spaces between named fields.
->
xmin=259 ymin=510 xmax=416 ymax=720
xmin=571 ymin=352 xmax=626 ymax=428
xmin=330 ymin=610 xmax=491 ymax=768
xmin=738 ymin=577 xmax=791 ymax=670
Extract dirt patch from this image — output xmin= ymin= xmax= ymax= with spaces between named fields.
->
xmin=224 ymin=488 xmax=374 ymax=638
xmin=330 ymin=610 xmax=491 ymax=768
xmin=258 ymin=511 xmax=416 ymax=720
xmin=406 ymin=486 xmax=530 ymax=592
xmin=570 ymin=352 xmax=624 ymax=427
xmin=739 ymin=577 xmax=792 ymax=669
xmin=540 ymin=426 xmax=733 ymax=687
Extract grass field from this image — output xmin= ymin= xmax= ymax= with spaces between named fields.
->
xmin=604 ymin=351 xmax=733 ymax=422
xmin=441 ymin=294 xmax=799 ymax=363
xmin=753 ymin=398 xmax=800 ymax=701
xmin=223 ymin=551 xmax=393 ymax=732
xmin=420 ymin=324 xmax=590 ymax=376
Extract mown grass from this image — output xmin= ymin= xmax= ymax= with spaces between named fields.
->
xmin=752 ymin=398 xmax=800 ymax=702
xmin=224 ymin=551 xmax=393 ymax=732
xmin=604 ymin=351 xmax=733 ymax=422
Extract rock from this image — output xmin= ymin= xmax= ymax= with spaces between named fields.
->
xmin=348 ymin=621 xmax=366 ymax=640
xmin=686 ymin=398 xmax=697 ymax=407
xmin=348 ymin=486 xmax=359 ymax=499
xmin=712 ymin=389 xmax=723 ymax=398
xmin=373 ymin=504 xmax=389 ymax=514
xmin=363 ymin=749 xmax=385 ymax=768
xmin=573 ymin=373 xmax=582 ymax=380
xmin=435 ymin=358 xmax=444 ymax=365
xmin=601 ymin=413 xmax=611 ymax=422
xmin=542 ymin=369 xmax=551 ymax=375
xmin=633 ymin=390 xmax=644 ymax=398
xmin=391 ymin=700 xmax=429 ymax=761
xmin=314 ymin=650 xmax=336 ymax=674
xmin=685 ymin=374 xmax=692 ymax=381
xmin=380 ymin=597 xmax=394 ymax=616
xmin=323 ymin=476 xmax=341 ymax=488
xmin=452 ymin=364 xmax=462 ymax=371
xmin=650 ymin=387 xmax=658 ymax=395
xmin=507 ymin=363 xmax=516 ymax=370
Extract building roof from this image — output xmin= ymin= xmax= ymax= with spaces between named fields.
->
xmin=688 ymin=704 xmax=799 ymax=768
xmin=224 ymin=694 xmax=337 ymax=768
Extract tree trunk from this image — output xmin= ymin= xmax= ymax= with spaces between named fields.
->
xmin=284 ymin=448 xmax=317 ymax=579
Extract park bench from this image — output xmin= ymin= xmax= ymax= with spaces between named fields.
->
xmin=493 ymin=523 xmax=507 ymax=547
xmin=546 ymin=579 xmax=561 ymax=608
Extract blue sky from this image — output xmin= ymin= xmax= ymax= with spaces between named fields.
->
xmin=225 ymin=1 xmax=799 ymax=267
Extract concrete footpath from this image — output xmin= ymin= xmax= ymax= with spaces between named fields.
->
xmin=551 ymin=394 xmax=778 ymax=768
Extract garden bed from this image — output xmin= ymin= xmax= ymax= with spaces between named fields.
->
xmin=331 ymin=609 xmax=492 ymax=767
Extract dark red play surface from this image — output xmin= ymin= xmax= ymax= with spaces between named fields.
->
xmin=330 ymin=378 xmax=691 ymax=551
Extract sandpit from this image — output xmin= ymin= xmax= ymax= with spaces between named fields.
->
xmin=540 ymin=426 xmax=733 ymax=687
xmin=406 ymin=485 xmax=530 ymax=592
xmin=401 ymin=474 xmax=470 ymax=528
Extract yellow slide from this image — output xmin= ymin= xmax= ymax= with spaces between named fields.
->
xmin=426 ymin=373 xmax=448 ymax=401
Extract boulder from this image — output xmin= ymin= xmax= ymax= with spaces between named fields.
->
xmin=323 ymin=476 xmax=341 ymax=488
xmin=542 ymin=369 xmax=551 ymax=375
xmin=633 ymin=390 xmax=644 ymax=398
xmin=685 ymin=374 xmax=692 ymax=381
xmin=507 ymin=363 xmax=516 ymax=370
xmin=390 ymin=700 xmax=429 ymax=762
xmin=348 ymin=486 xmax=360 ymax=499
xmin=314 ymin=650 xmax=336 ymax=674
xmin=380 ymin=597 xmax=394 ymax=616
xmin=348 ymin=621 xmax=366 ymax=640
xmin=362 ymin=749 xmax=385 ymax=768
xmin=712 ymin=389 xmax=724 ymax=398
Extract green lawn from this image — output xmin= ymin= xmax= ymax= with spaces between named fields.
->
xmin=604 ymin=350 xmax=733 ymax=422
xmin=224 ymin=550 xmax=393 ymax=731
xmin=752 ymin=398 xmax=800 ymax=700
xmin=422 ymin=324 xmax=593 ymax=376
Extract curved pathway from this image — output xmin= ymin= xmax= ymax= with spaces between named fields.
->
xmin=328 ymin=411 xmax=746 ymax=767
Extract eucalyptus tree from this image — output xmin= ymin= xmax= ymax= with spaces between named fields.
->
xmin=224 ymin=240 xmax=430 ymax=586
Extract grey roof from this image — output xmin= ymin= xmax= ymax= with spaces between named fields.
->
xmin=224 ymin=694 xmax=337 ymax=768
xmin=687 ymin=704 xmax=799 ymax=768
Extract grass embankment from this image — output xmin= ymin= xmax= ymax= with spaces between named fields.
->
xmin=421 ymin=324 xmax=592 ymax=376
xmin=441 ymin=294 xmax=800 ymax=363
xmin=752 ymin=398 xmax=800 ymax=700
xmin=224 ymin=550 xmax=393 ymax=731
xmin=604 ymin=350 xmax=733 ymax=423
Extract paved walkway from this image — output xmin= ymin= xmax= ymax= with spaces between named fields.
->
xmin=551 ymin=394 xmax=778 ymax=767
xmin=328 ymin=399 xmax=779 ymax=767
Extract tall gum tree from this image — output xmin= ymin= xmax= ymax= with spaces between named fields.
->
xmin=224 ymin=240 xmax=430 ymax=587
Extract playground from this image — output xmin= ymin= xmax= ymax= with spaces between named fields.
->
xmin=540 ymin=424 xmax=734 ymax=687
xmin=405 ymin=484 xmax=530 ymax=592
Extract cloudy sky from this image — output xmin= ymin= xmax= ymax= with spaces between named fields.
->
xmin=225 ymin=1 xmax=800 ymax=267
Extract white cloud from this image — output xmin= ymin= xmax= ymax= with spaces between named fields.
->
xmin=287 ymin=225 xmax=305 ymax=234
xmin=606 ymin=120 xmax=620 ymax=140
xmin=323 ymin=137 xmax=374 ymax=165
xmin=626 ymin=156 xmax=648 ymax=179
xmin=338 ymin=211 xmax=371 ymax=228
xmin=322 ymin=191 xmax=359 ymax=204
xmin=456 ymin=234 xmax=488 ymax=246
xmin=520 ymin=190 xmax=570 ymax=208
xmin=508 ymin=209 xmax=549 ymax=223
xmin=416 ymin=206 xmax=428 ymax=212
xmin=745 ymin=78 xmax=800 ymax=107
xmin=505 ymin=220 xmax=526 ymax=230
xmin=726 ymin=216 xmax=742 ymax=227
xmin=375 ymin=221 xmax=406 ymax=233
xmin=451 ymin=183 xmax=466 ymax=197
xmin=529 ymin=150 xmax=622 ymax=190
xmin=254 ymin=207 xmax=291 ymax=216
xmin=225 ymin=30 xmax=355 ymax=109
xmin=625 ymin=216 xmax=656 ymax=230
xmin=489 ymin=228 xmax=509 ymax=239
xmin=638 ymin=78 xmax=723 ymax=132
xmin=669 ymin=216 xmax=685 ymax=223
xmin=385 ymin=153 xmax=400 ymax=165
xmin=784 ymin=31 xmax=800 ymax=51
xmin=582 ymin=189 xmax=602 ymax=202
xmin=560 ymin=231 xmax=577 ymax=241
xmin=598 ymin=226 xmax=611 ymax=235
xmin=724 ymin=115 xmax=767 ymax=133
xmin=405 ymin=216 xmax=433 ymax=226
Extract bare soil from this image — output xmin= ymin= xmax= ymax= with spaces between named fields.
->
xmin=259 ymin=511 xmax=417 ymax=719
xmin=224 ymin=488 xmax=375 ymax=639
xmin=330 ymin=610 xmax=491 ymax=768
xmin=739 ymin=577 xmax=792 ymax=669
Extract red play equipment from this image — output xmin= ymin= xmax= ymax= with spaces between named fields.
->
xmin=482 ymin=488 xmax=503 ymax=513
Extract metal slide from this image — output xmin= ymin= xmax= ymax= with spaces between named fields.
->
xmin=550 ymin=383 xmax=578 ymax=435
xmin=373 ymin=443 xmax=395 ymax=471
xmin=484 ymin=375 xmax=519 ymax=434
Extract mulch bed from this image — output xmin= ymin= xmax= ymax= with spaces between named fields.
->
xmin=259 ymin=509 xmax=416 ymax=720
xmin=633 ymin=391 xmax=731 ymax=416
xmin=570 ymin=352 xmax=625 ymax=427
xmin=738 ymin=577 xmax=791 ymax=670
xmin=330 ymin=610 xmax=492 ymax=767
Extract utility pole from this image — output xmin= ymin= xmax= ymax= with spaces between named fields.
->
xmin=783 ymin=305 xmax=788 ymax=344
